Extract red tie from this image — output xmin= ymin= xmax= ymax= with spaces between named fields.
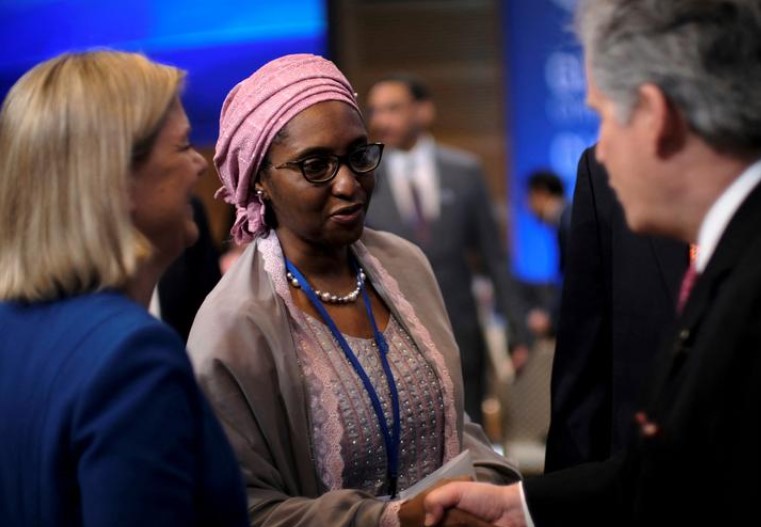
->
xmin=677 ymin=243 xmax=700 ymax=313
xmin=677 ymin=263 xmax=698 ymax=314
xmin=408 ymin=180 xmax=430 ymax=244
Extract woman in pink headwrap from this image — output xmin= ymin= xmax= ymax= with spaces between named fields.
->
xmin=187 ymin=54 xmax=519 ymax=527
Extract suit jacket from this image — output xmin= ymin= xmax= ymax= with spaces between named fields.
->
xmin=366 ymin=144 xmax=526 ymax=421
xmin=527 ymin=169 xmax=761 ymax=525
xmin=544 ymin=147 xmax=688 ymax=472
xmin=158 ymin=196 xmax=221 ymax=343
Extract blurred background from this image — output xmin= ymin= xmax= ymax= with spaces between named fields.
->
xmin=0 ymin=0 xmax=599 ymax=473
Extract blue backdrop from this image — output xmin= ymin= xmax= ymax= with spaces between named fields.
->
xmin=502 ymin=0 xmax=598 ymax=283
xmin=0 ymin=0 xmax=327 ymax=145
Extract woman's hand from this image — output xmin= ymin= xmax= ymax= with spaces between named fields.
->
xmin=422 ymin=482 xmax=527 ymax=527
xmin=398 ymin=477 xmax=497 ymax=527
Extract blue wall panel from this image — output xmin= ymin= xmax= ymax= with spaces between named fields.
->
xmin=502 ymin=0 xmax=598 ymax=282
xmin=0 ymin=0 xmax=327 ymax=145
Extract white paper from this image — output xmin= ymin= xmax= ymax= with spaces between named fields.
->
xmin=398 ymin=449 xmax=476 ymax=500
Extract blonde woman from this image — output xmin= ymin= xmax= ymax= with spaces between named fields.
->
xmin=0 ymin=51 xmax=247 ymax=526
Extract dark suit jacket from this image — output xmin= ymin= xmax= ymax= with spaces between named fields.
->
xmin=545 ymin=147 xmax=688 ymax=471
xmin=158 ymin=197 xmax=221 ymax=343
xmin=366 ymin=144 xmax=526 ymax=422
xmin=527 ymin=170 xmax=761 ymax=525
xmin=556 ymin=199 xmax=572 ymax=275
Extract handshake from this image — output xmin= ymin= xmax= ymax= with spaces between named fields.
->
xmin=398 ymin=479 xmax=528 ymax=527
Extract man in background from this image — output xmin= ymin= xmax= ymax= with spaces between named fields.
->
xmin=526 ymin=170 xmax=571 ymax=274
xmin=365 ymin=74 xmax=529 ymax=423
xmin=524 ymin=169 xmax=572 ymax=338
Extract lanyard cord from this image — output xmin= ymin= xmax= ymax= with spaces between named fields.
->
xmin=285 ymin=258 xmax=401 ymax=498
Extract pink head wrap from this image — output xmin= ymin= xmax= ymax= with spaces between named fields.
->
xmin=214 ymin=53 xmax=361 ymax=244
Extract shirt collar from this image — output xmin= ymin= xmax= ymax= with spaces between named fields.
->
xmin=696 ymin=158 xmax=761 ymax=272
xmin=386 ymin=134 xmax=435 ymax=167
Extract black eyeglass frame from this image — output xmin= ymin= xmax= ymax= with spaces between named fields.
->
xmin=273 ymin=142 xmax=385 ymax=184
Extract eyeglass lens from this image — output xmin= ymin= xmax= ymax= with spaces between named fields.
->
xmin=302 ymin=144 xmax=382 ymax=182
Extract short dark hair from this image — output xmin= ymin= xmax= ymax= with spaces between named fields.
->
xmin=371 ymin=72 xmax=431 ymax=102
xmin=528 ymin=170 xmax=565 ymax=197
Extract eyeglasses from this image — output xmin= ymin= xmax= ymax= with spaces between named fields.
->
xmin=273 ymin=142 xmax=384 ymax=184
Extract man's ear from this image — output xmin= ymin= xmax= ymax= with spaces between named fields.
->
xmin=637 ymin=83 xmax=688 ymax=159
xmin=416 ymin=100 xmax=436 ymax=130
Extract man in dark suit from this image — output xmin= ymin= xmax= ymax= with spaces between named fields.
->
xmin=544 ymin=147 xmax=688 ymax=472
xmin=422 ymin=0 xmax=761 ymax=524
xmin=365 ymin=74 xmax=528 ymax=423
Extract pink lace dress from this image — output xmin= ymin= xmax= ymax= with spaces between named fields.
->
xmin=294 ymin=312 xmax=446 ymax=496
xmin=258 ymin=231 xmax=460 ymax=525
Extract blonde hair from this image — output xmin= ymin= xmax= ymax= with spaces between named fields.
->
xmin=0 ymin=50 xmax=185 ymax=301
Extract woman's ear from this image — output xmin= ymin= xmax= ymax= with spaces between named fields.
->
xmin=126 ymin=171 xmax=143 ymax=215
xmin=254 ymin=171 xmax=269 ymax=200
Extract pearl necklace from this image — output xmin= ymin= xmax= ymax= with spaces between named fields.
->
xmin=286 ymin=267 xmax=367 ymax=304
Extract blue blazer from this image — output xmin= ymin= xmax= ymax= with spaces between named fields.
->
xmin=0 ymin=291 xmax=247 ymax=526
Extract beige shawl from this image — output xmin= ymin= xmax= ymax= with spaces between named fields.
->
xmin=188 ymin=228 xmax=520 ymax=527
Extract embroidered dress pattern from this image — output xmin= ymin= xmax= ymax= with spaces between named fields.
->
xmin=301 ymin=314 xmax=445 ymax=494
xmin=258 ymin=233 xmax=457 ymax=527
xmin=354 ymin=242 xmax=461 ymax=462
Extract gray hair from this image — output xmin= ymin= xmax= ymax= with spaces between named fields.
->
xmin=576 ymin=0 xmax=761 ymax=154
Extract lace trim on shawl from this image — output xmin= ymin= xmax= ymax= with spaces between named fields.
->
xmin=380 ymin=501 xmax=402 ymax=527
xmin=352 ymin=241 xmax=461 ymax=463
xmin=258 ymin=233 xmax=345 ymax=491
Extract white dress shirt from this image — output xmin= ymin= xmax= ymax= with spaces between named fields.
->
xmin=696 ymin=158 xmax=761 ymax=272
xmin=149 ymin=286 xmax=162 ymax=320
xmin=386 ymin=134 xmax=440 ymax=223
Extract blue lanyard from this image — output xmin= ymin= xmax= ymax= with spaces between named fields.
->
xmin=285 ymin=258 xmax=401 ymax=498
